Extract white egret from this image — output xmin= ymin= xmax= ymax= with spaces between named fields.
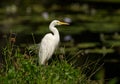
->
xmin=39 ymin=20 xmax=69 ymax=65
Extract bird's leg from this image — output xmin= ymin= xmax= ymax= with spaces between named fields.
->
xmin=45 ymin=62 xmax=48 ymax=65
xmin=45 ymin=59 xmax=48 ymax=65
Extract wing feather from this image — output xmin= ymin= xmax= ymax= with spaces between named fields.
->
xmin=39 ymin=33 xmax=56 ymax=64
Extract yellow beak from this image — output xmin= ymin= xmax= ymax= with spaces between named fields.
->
xmin=59 ymin=21 xmax=69 ymax=25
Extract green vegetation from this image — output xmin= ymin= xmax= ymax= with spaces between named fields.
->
xmin=0 ymin=42 xmax=92 ymax=84
xmin=0 ymin=0 xmax=120 ymax=83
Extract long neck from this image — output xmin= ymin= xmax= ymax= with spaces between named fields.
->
xmin=49 ymin=24 xmax=60 ymax=41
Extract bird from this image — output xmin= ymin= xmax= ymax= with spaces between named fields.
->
xmin=39 ymin=20 xmax=69 ymax=65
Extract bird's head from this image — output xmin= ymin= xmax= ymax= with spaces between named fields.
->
xmin=51 ymin=20 xmax=69 ymax=26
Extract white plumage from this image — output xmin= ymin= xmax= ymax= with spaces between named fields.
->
xmin=39 ymin=20 xmax=69 ymax=65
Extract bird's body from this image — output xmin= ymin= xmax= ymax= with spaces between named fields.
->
xmin=39 ymin=33 xmax=59 ymax=65
xmin=39 ymin=20 xmax=68 ymax=65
